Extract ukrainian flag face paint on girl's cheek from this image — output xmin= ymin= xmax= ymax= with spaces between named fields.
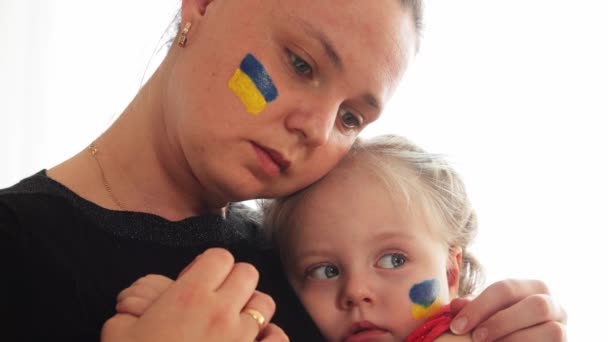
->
xmin=228 ymin=53 xmax=279 ymax=115
xmin=409 ymin=279 xmax=443 ymax=320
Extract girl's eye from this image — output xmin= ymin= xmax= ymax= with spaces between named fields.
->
xmin=307 ymin=264 xmax=340 ymax=279
xmin=377 ymin=253 xmax=408 ymax=269
xmin=288 ymin=50 xmax=313 ymax=77
xmin=339 ymin=108 xmax=363 ymax=129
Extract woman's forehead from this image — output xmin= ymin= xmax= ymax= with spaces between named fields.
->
xmin=273 ymin=0 xmax=414 ymax=55
xmin=271 ymin=0 xmax=416 ymax=101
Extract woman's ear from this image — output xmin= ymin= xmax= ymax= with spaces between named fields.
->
xmin=447 ymin=246 xmax=463 ymax=299
xmin=181 ymin=0 xmax=215 ymax=23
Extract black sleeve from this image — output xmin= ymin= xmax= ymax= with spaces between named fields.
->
xmin=0 ymin=201 xmax=24 ymax=340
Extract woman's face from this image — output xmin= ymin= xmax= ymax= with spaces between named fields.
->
xmin=165 ymin=0 xmax=416 ymax=203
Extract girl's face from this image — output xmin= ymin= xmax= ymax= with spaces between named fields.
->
xmin=282 ymin=163 xmax=461 ymax=342
xmin=163 ymin=0 xmax=416 ymax=204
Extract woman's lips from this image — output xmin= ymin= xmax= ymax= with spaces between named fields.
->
xmin=251 ymin=142 xmax=290 ymax=177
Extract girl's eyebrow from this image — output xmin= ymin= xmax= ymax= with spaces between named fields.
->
xmin=370 ymin=230 xmax=415 ymax=243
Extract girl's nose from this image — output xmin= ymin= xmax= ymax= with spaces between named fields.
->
xmin=339 ymin=275 xmax=376 ymax=310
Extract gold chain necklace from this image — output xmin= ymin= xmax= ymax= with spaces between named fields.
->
xmin=88 ymin=143 xmax=124 ymax=210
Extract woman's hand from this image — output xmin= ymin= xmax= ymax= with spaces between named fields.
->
xmin=434 ymin=333 xmax=473 ymax=342
xmin=102 ymin=248 xmax=288 ymax=342
xmin=449 ymin=279 xmax=567 ymax=341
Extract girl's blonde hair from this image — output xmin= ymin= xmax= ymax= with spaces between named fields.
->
xmin=262 ymin=134 xmax=483 ymax=296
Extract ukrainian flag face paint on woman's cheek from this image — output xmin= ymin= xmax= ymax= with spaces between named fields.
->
xmin=409 ymin=279 xmax=443 ymax=320
xmin=228 ymin=53 xmax=279 ymax=115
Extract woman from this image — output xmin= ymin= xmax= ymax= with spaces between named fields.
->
xmin=0 ymin=0 xmax=566 ymax=341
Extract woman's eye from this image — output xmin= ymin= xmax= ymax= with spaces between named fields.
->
xmin=288 ymin=50 xmax=313 ymax=77
xmin=307 ymin=264 xmax=340 ymax=279
xmin=339 ymin=108 xmax=363 ymax=129
xmin=377 ymin=253 xmax=408 ymax=269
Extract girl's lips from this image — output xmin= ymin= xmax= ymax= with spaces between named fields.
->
xmin=343 ymin=321 xmax=389 ymax=342
xmin=343 ymin=328 xmax=389 ymax=342
xmin=251 ymin=142 xmax=290 ymax=177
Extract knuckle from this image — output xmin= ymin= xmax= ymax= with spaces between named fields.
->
xmin=260 ymin=292 xmax=277 ymax=313
xmin=115 ymin=298 xmax=139 ymax=315
xmin=127 ymin=284 xmax=151 ymax=298
xmin=141 ymin=274 xmax=162 ymax=283
xmin=492 ymin=278 xmax=518 ymax=298
xmin=204 ymin=247 xmax=235 ymax=264
xmin=128 ymin=283 xmax=143 ymax=293
xmin=131 ymin=277 xmax=143 ymax=285
xmin=122 ymin=296 xmax=142 ymax=307
xmin=116 ymin=288 xmax=128 ymax=301
xmin=267 ymin=324 xmax=290 ymax=342
xmin=529 ymin=294 xmax=553 ymax=320
xmin=530 ymin=279 xmax=551 ymax=294
xmin=101 ymin=314 xmax=123 ymax=335
xmin=100 ymin=319 xmax=114 ymax=335
xmin=545 ymin=321 xmax=567 ymax=341
xmin=235 ymin=262 xmax=260 ymax=280
xmin=132 ymin=276 xmax=147 ymax=287
xmin=562 ymin=307 xmax=569 ymax=325
xmin=207 ymin=309 xmax=234 ymax=330
xmin=102 ymin=315 xmax=118 ymax=328
xmin=116 ymin=287 xmax=136 ymax=303
xmin=277 ymin=332 xmax=290 ymax=342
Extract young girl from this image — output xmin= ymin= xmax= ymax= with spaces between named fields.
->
xmin=117 ymin=134 xmax=483 ymax=341
xmin=261 ymin=134 xmax=480 ymax=341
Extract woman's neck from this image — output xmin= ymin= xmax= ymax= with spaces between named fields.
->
xmin=49 ymin=66 xmax=228 ymax=220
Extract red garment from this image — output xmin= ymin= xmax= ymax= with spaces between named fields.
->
xmin=405 ymin=305 xmax=454 ymax=342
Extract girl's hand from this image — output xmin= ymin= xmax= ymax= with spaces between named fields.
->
xmin=116 ymin=274 xmax=173 ymax=316
xmin=102 ymin=248 xmax=287 ymax=342
xmin=449 ymin=279 xmax=567 ymax=341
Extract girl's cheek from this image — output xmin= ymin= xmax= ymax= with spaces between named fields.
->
xmin=408 ymin=278 xmax=443 ymax=320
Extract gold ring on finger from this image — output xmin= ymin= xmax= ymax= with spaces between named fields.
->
xmin=244 ymin=308 xmax=265 ymax=328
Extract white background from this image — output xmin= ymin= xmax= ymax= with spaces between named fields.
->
xmin=1 ymin=1 xmax=606 ymax=339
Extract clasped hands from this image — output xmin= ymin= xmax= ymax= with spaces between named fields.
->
xmin=102 ymin=248 xmax=567 ymax=342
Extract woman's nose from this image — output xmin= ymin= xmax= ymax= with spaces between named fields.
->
xmin=284 ymin=101 xmax=338 ymax=147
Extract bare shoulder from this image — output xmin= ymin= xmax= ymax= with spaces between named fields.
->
xmin=434 ymin=332 xmax=473 ymax=342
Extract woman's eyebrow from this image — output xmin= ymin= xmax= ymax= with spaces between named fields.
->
xmin=294 ymin=17 xmax=343 ymax=71
xmin=290 ymin=16 xmax=383 ymax=111
xmin=363 ymin=94 xmax=381 ymax=111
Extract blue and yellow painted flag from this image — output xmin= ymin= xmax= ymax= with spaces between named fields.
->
xmin=228 ymin=53 xmax=278 ymax=115
xmin=409 ymin=279 xmax=443 ymax=320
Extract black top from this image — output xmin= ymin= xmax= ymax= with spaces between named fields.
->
xmin=0 ymin=171 xmax=323 ymax=341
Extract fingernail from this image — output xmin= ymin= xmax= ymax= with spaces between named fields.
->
xmin=450 ymin=316 xmax=468 ymax=334
xmin=473 ymin=328 xmax=487 ymax=342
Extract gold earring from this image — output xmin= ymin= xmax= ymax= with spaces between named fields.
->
xmin=178 ymin=22 xmax=192 ymax=47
